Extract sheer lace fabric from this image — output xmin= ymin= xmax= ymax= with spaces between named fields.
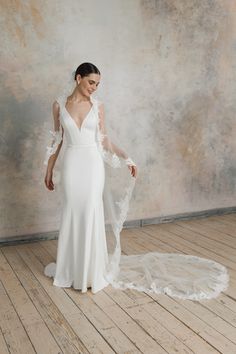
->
xmin=111 ymin=252 xmax=229 ymax=300
xmin=44 ymin=127 xmax=63 ymax=166
xmin=44 ymin=94 xmax=229 ymax=300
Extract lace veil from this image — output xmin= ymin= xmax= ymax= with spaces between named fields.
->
xmin=44 ymin=72 xmax=229 ymax=301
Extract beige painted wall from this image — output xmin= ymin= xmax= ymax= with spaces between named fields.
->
xmin=0 ymin=0 xmax=235 ymax=239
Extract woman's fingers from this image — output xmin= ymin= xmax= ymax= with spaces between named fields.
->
xmin=128 ymin=165 xmax=137 ymax=178
xmin=44 ymin=175 xmax=54 ymax=191
xmin=132 ymin=165 xmax=137 ymax=178
xmin=48 ymin=179 xmax=54 ymax=190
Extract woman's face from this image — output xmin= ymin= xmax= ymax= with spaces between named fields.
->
xmin=77 ymin=73 xmax=100 ymax=97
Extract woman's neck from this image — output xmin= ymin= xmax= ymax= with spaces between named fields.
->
xmin=68 ymin=87 xmax=90 ymax=103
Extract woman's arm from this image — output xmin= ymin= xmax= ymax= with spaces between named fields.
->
xmin=44 ymin=101 xmax=64 ymax=190
xmin=98 ymin=102 xmax=137 ymax=178
xmin=46 ymin=101 xmax=64 ymax=171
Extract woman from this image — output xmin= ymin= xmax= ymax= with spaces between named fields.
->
xmin=44 ymin=62 xmax=229 ymax=299
xmin=44 ymin=62 xmax=137 ymax=293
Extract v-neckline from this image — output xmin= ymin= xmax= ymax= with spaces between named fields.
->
xmin=64 ymin=96 xmax=94 ymax=131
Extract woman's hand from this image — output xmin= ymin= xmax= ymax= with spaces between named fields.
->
xmin=128 ymin=164 xmax=137 ymax=178
xmin=44 ymin=169 xmax=55 ymax=191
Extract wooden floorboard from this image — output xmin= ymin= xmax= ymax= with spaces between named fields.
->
xmin=0 ymin=213 xmax=236 ymax=353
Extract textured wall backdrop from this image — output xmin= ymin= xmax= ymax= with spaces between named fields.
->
xmin=0 ymin=0 xmax=235 ymax=239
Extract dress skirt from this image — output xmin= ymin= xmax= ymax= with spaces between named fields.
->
xmin=53 ymin=144 xmax=109 ymax=293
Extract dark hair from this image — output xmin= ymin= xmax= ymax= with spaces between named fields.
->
xmin=74 ymin=62 xmax=100 ymax=80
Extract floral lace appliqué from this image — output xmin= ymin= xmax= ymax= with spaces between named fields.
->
xmin=44 ymin=127 xmax=63 ymax=166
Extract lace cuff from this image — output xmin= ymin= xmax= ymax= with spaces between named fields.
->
xmin=125 ymin=157 xmax=136 ymax=166
xmin=44 ymin=128 xmax=63 ymax=166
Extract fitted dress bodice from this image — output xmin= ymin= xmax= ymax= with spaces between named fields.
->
xmin=59 ymin=96 xmax=98 ymax=148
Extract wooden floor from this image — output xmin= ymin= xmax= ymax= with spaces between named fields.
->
xmin=0 ymin=213 xmax=236 ymax=354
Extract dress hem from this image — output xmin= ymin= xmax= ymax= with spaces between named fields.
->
xmin=53 ymin=278 xmax=109 ymax=293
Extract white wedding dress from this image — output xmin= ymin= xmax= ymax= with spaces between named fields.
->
xmin=44 ymin=95 xmax=111 ymax=292
xmin=44 ymin=94 xmax=229 ymax=300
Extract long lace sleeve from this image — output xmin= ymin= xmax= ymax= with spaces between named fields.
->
xmin=96 ymin=101 xmax=136 ymax=168
xmin=44 ymin=100 xmax=64 ymax=166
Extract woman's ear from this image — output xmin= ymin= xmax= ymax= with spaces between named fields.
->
xmin=76 ymin=74 xmax=81 ymax=84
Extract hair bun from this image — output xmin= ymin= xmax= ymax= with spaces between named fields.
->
xmin=74 ymin=63 xmax=100 ymax=79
